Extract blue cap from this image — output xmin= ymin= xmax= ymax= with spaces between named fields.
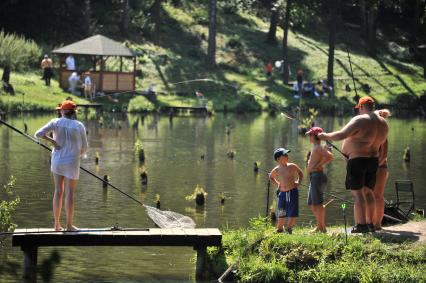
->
xmin=274 ymin=148 xmax=291 ymax=160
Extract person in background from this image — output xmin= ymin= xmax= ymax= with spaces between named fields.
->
xmin=265 ymin=61 xmax=273 ymax=81
xmin=35 ymin=100 xmax=88 ymax=231
xmin=305 ymin=127 xmax=334 ymax=233
xmin=68 ymin=72 xmax=80 ymax=96
xmin=83 ymin=71 xmax=92 ymax=100
xmin=41 ymin=54 xmax=53 ymax=86
xmin=65 ymin=54 xmax=76 ymax=71
xmin=372 ymin=109 xmax=391 ymax=230
xmin=269 ymin=148 xmax=303 ymax=234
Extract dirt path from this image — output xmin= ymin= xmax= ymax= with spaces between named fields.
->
xmin=379 ymin=221 xmax=426 ymax=243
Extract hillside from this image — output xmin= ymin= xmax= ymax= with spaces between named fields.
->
xmin=1 ymin=2 xmax=425 ymax=112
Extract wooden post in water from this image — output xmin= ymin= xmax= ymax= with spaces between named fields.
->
xmin=22 ymin=245 xmax=37 ymax=283
xmin=194 ymin=245 xmax=207 ymax=280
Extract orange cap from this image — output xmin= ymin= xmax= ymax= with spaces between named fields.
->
xmin=60 ymin=100 xmax=77 ymax=110
xmin=355 ymin=96 xmax=374 ymax=109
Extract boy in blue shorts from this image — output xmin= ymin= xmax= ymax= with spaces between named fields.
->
xmin=269 ymin=148 xmax=304 ymax=234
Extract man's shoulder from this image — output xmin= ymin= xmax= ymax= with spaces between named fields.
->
xmin=288 ymin=162 xmax=301 ymax=169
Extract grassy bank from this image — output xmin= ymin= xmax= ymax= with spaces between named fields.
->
xmin=205 ymin=218 xmax=426 ymax=282
xmin=0 ymin=68 xmax=87 ymax=112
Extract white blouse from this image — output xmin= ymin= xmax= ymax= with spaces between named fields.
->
xmin=35 ymin=118 xmax=88 ymax=167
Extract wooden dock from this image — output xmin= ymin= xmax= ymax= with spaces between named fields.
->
xmin=12 ymin=228 xmax=222 ymax=282
xmin=161 ymin=105 xmax=209 ymax=115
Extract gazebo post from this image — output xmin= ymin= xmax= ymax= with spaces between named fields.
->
xmin=133 ymin=57 xmax=136 ymax=91
xmin=100 ymin=56 xmax=104 ymax=92
xmin=120 ymin=57 xmax=123 ymax=72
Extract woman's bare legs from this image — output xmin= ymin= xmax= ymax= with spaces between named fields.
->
xmin=373 ymin=168 xmax=388 ymax=229
xmin=52 ymin=174 xmax=65 ymax=231
xmin=64 ymin=178 xmax=78 ymax=231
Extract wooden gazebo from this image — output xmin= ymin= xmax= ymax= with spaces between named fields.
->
xmin=53 ymin=34 xmax=137 ymax=93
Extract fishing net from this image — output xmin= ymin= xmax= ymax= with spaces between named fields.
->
xmin=144 ymin=205 xmax=196 ymax=228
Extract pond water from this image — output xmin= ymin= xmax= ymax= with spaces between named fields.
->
xmin=1 ymin=112 xmax=425 ymax=282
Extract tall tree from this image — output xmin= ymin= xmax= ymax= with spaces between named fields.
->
xmin=282 ymin=0 xmax=292 ymax=84
xmin=359 ymin=0 xmax=367 ymax=38
xmin=120 ymin=0 xmax=130 ymax=36
xmin=207 ymin=0 xmax=217 ymax=68
xmin=410 ymin=0 xmax=422 ymax=48
xmin=153 ymin=0 xmax=162 ymax=42
xmin=327 ymin=0 xmax=340 ymax=95
xmin=83 ymin=0 xmax=92 ymax=37
xmin=266 ymin=0 xmax=279 ymax=44
xmin=366 ymin=1 xmax=379 ymax=56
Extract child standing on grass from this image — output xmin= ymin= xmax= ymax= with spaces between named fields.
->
xmin=269 ymin=148 xmax=303 ymax=234
xmin=306 ymin=127 xmax=334 ymax=233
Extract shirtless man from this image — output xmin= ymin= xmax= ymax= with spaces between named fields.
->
xmin=269 ymin=148 xmax=304 ymax=234
xmin=318 ymin=96 xmax=388 ymax=233
xmin=306 ymin=127 xmax=334 ymax=233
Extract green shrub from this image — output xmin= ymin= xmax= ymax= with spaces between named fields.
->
xmin=235 ymin=94 xmax=261 ymax=113
xmin=0 ymin=31 xmax=42 ymax=71
xmin=128 ymin=96 xmax=155 ymax=112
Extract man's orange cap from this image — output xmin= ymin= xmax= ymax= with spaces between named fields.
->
xmin=60 ymin=100 xmax=77 ymax=110
xmin=355 ymin=96 xmax=374 ymax=109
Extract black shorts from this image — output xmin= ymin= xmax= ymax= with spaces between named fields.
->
xmin=345 ymin=157 xmax=379 ymax=190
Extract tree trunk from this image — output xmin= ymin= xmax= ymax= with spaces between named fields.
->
xmin=282 ymin=0 xmax=292 ymax=84
xmin=367 ymin=3 xmax=378 ymax=57
xmin=153 ymin=0 xmax=162 ymax=43
xmin=207 ymin=0 xmax=217 ymax=68
xmin=83 ymin=0 xmax=92 ymax=37
xmin=327 ymin=0 xmax=340 ymax=95
xmin=120 ymin=0 xmax=130 ymax=36
xmin=266 ymin=2 xmax=278 ymax=44
xmin=359 ymin=0 xmax=367 ymax=38
xmin=410 ymin=0 xmax=421 ymax=48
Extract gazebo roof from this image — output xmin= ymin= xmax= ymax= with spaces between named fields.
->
xmin=52 ymin=34 xmax=135 ymax=57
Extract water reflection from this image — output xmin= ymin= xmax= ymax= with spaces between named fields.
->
xmin=1 ymin=112 xmax=425 ymax=282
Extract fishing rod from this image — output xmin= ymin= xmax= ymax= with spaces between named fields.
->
xmin=0 ymin=227 xmax=150 ymax=236
xmin=1 ymin=117 xmax=144 ymax=207
xmin=346 ymin=47 xmax=359 ymax=100
xmin=0 ymin=118 xmax=197 ymax=229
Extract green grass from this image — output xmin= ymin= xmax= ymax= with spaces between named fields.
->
xmin=129 ymin=2 xmax=426 ymax=107
xmin=205 ymin=217 xmax=426 ymax=282
xmin=0 ymin=68 xmax=87 ymax=112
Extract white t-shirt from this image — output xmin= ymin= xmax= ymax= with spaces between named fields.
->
xmin=35 ymin=118 xmax=88 ymax=179
xmin=66 ymin=56 xmax=76 ymax=70
xmin=84 ymin=76 xmax=92 ymax=86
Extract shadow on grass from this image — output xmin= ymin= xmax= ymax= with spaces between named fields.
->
xmin=373 ymin=229 xmax=420 ymax=244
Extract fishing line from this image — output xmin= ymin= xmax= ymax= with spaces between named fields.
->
xmin=0 ymin=119 xmax=196 ymax=229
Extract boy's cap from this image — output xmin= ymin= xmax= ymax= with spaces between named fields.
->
xmin=60 ymin=100 xmax=76 ymax=110
xmin=306 ymin=126 xmax=323 ymax=136
xmin=355 ymin=96 xmax=374 ymax=109
xmin=274 ymin=148 xmax=291 ymax=160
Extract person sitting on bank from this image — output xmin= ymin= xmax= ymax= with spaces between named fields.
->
xmin=68 ymin=72 xmax=81 ymax=96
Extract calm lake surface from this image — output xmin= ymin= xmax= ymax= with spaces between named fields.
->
xmin=1 ymin=112 xmax=425 ymax=282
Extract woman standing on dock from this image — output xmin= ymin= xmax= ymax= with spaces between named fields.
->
xmin=35 ymin=100 xmax=88 ymax=231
